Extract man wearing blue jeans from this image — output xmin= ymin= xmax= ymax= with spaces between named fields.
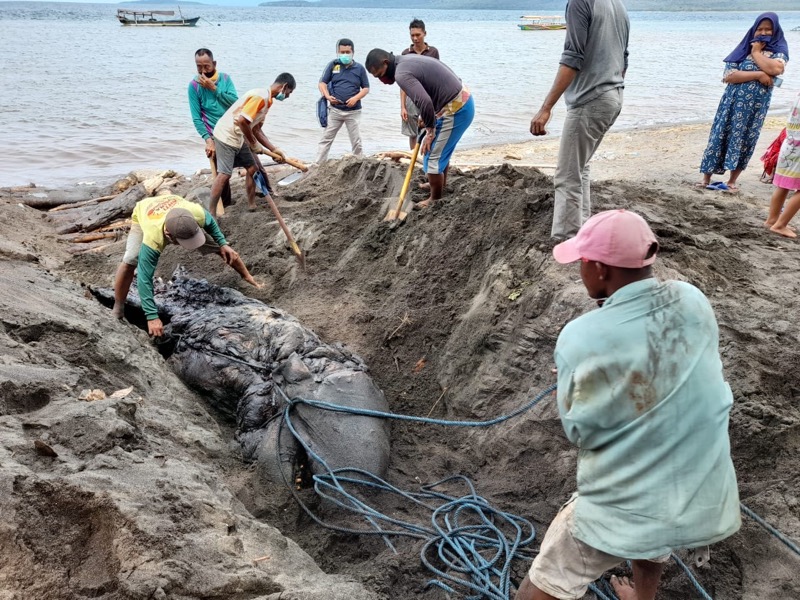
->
xmin=366 ymin=48 xmax=474 ymax=209
xmin=530 ymin=0 xmax=629 ymax=239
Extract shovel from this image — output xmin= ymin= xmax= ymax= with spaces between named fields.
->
xmin=384 ymin=132 xmax=424 ymax=222
xmin=254 ymin=168 xmax=306 ymax=270
xmin=209 ymin=157 xmax=224 ymax=216
xmin=256 ymin=148 xmax=309 ymax=183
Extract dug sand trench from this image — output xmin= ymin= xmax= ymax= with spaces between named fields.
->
xmin=4 ymin=156 xmax=800 ymax=599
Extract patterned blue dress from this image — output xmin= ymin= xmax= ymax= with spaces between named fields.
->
xmin=700 ymin=51 xmax=788 ymax=175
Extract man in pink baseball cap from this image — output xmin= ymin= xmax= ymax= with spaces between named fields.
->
xmin=552 ymin=209 xmax=658 ymax=306
xmin=515 ymin=210 xmax=740 ymax=600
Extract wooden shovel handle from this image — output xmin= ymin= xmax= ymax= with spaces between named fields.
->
xmin=258 ymin=149 xmax=308 ymax=173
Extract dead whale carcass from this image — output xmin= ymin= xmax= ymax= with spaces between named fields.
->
xmin=109 ymin=273 xmax=391 ymax=484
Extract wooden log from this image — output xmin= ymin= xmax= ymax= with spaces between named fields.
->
xmin=48 ymin=194 xmax=117 ymax=212
xmin=68 ymin=240 xmax=116 ymax=254
xmin=94 ymin=218 xmax=132 ymax=233
xmin=48 ymin=184 xmax=148 ymax=235
xmin=61 ymin=231 xmax=120 ymax=244
xmin=375 ymin=151 xmax=422 ymax=164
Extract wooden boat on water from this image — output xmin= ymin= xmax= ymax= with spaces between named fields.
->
xmin=116 ymin=9 xmax=200 ymax=27
xmin=518 ymin=15 xmax=566 ymax=31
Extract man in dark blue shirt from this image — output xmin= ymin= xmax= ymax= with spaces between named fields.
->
xmin=314 ymin=38 xmax=370 ymax=164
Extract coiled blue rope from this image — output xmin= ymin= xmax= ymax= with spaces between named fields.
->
xmin=275 ymin=384 xmax=551 ymax=599
xmin=272 ymin=383 xmax=800 ymax=599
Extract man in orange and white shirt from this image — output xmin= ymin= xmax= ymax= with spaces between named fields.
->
xmin=210 ymin=73 xmax=296 ymax=216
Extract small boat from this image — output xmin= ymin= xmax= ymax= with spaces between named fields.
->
xmin=116 ymin=8 xmax=199 ymax=27
xmin=518 ymin=15 xmax=567 ymax=31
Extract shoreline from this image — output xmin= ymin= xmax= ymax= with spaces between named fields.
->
xmin=454 ymin=116 xmax=786 ymax=205
xmin=3 ymin=118 xmax=786 ymax=204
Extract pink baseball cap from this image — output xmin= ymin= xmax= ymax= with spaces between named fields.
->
xmin=552 ymin=209 xmax=658 ymax=268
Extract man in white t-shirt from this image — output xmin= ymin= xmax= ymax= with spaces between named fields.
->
xmin=210 ymin=73 xmax=296 ymax=216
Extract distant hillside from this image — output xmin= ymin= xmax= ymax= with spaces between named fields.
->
xmin=259 ymin=0 xmax=800 ymax=10
xmin=121 ymin=0 xmax=207 ymax=5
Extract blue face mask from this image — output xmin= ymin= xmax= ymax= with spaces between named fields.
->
xmin=275 ymin=87 xmax=286 ymax=102
xmin=339 ymin=54 xmax=352 ymax=65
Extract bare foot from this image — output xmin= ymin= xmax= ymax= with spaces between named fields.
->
xmin=111 ymin=303 xmax=124 ymax=320
xmin=418 ymin=181 xmax=431 ymax=191
xmin=414 ymin=198 xmax=434 ymax=210
xmin=764 ymin=220 xmax=795 ymax=232
xmin=770 ymin=224 xmax=798 ymax=238
xmin=246 ymin=277 xmax=264 ymax=289
xmin=610 ymin=575 xmax=638 ymax=600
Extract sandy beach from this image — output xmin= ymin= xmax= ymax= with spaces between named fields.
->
xmin=454 ymin=116 xmax=787 ymax=201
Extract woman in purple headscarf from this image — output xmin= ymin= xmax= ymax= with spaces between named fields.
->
xmin=699 ymin=13 xmax=788 ymax=193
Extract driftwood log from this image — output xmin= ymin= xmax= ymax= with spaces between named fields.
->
xmin=11 ymin=188 xmax=108 ymax=210
xmin=11 ymin=173 xmax=139 ymax=209
xmin=48 ymin=184 xmax=148 ymax=235
xmin=48 ymin=194 xmax=117 ymax=212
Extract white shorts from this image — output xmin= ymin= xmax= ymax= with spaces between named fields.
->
xmin=529 ymin=496 xmax=670 ymax=600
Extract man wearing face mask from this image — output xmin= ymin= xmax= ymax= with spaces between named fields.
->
xmin=188 ymin=48 xmax=238 ymax=210
xmin=210 ymin=73 xmax=296 ymax=217
xmin=366 ymin=48 xmax=474 ymax=210
xmin=315 ymin=38 xmax=370 ymax=165
xmin=111 ymin=194 xmax=261 ymax=338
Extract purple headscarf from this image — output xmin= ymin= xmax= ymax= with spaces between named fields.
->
xmin=723 ymin=12 xmax=789 ymax=64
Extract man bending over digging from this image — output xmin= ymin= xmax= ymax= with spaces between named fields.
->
xmin=112 ymin=195 xmax=261 ymax=337
xmin=366 ymin=48 xmax=474 ymax=210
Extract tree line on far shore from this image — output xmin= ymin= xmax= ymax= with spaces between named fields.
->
xmin=259 ymin=0 xmax=800 ymax=11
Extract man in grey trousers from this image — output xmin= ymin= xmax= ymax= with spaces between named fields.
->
xmin=530 ymin=0 xmax=629 ymax=240
xmin=315 ymin=38 xmax=370 ymax=164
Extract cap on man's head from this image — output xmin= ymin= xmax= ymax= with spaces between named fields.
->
xmin=552 ymin=209 xmax=658 ymax=268
xmin=164 ymin=208 xmax=206 ymax=250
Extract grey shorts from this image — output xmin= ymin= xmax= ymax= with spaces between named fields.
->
xmin=214 ymin=138 xmax=256 ymax=175
xmin=401 ymin=96 xmax=421 ymax=137
xmin=529 ymin=496 xmax=671 ymax=600
xmin=122 ymin=223 xmax=220 ymax=266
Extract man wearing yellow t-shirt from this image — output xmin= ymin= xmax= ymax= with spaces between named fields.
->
xmin=112 ymin=195 xmax=261 ymax=337
xmin=210 ymin=73 xmax=296 ymax=217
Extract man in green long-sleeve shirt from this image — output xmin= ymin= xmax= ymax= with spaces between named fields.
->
xmin=189 ymin=48 xmax=238 ymax=210
xmin=112 ymin=195 xmax=261 ymax=337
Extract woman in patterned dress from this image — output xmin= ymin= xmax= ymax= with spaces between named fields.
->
xmin=765 ymin=92 xmax=800 ymax=237
xmin=699 ymin=13 xmax=789 ymax=192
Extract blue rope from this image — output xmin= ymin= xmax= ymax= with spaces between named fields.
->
xmin=275 ymin=385 xmax=552 ymax=599
xmin=587 ymin=582 xmax=616 ymax=600
xmin=284 ymin=382 xmax=557 ymax=428
xmin=740 ymin=503 xmax=800 ymax=557
xmin=271 ymin=383 xmax=800 ymax=599
xmin=671 ymin=554 xmax=713 ymax=600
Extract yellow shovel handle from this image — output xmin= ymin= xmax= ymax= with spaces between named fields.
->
xmin=392 ymin=140 xmax=422 ymax=217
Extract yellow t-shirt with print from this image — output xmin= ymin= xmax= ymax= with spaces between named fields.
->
xmin=132 ymin=195 xmax=208 ymax=253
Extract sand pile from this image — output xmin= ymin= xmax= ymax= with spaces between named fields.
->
xmin=3 ymin=156 xmax=800 ymax=599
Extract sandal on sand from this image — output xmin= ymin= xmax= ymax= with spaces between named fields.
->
xmin=722 ymin=183 xmax=740 ymax=194
xmin=706 ymin=181 xmax=728 ymax=191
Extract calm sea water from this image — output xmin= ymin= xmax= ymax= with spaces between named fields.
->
xmin=1 ymin=2 xmax=799 ymax=187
